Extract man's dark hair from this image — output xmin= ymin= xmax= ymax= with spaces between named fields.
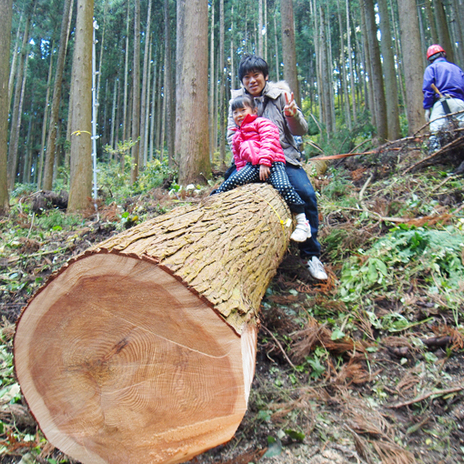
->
xmin=238 ymin=54 xmax=269 ymax=82
xmin=231 ymin=95 xmax=256 ymax=112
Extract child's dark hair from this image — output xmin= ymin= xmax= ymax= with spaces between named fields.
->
xmin=238 ymin=54 xmax=269 ymax=82
xmin=231 ymin=95 xmax=256 ymax=112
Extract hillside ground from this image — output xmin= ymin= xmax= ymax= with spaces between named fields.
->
xmin=1 ymin=136 xmax=464 ymax=464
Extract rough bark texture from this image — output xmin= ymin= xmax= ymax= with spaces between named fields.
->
xmin=68 ymin=0 xmax=93 ymax=212
xmin=14 ymin=184 xmax=292 ymax=464
xmin=280 ymin=0 xmax=300 ymax=106
xmin=0 ymin=0 xmax=12 ymax=213
xmin=397 ymin=0 xmax=425 ymax=135
xmin=130 ymin=0 xmax=141 ymax=183
xmin=362 ymin=0 xmax=388 ymax=141
xmin=177 ymin=0 xmax=211 ymax=184
xmin=42 ymin=0 xmax=73 ymax=191
xmin=378 ymin=0 xmax=401 ymax=141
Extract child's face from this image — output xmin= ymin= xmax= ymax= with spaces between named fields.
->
xmin=233 ymin=104 xmax=256 ymax=127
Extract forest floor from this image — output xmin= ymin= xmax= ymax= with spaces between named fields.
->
xmin=1 ymin=132 xmax=464 ymax=464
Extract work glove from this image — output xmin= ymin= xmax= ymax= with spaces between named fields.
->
xmin=425 ymin=109 xmax=431 ymax=122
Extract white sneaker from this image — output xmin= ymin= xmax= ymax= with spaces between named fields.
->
xmin=290 ymin=220 xmax=311 ymax=242
xmin=306 ymin=256 xmax=328 ymax=280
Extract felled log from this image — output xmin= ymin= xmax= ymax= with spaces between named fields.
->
xmin=14 ymin=184 xmax=292 ymax=464
xmin=32 ymin=190 xmax=69 ymax=213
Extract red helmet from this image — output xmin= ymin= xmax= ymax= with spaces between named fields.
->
xmin=427 ymin=44 xmax=446 ymax=60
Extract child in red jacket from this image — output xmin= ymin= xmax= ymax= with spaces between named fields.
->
xmin=215 ymin=95 xmax=311 ymax=242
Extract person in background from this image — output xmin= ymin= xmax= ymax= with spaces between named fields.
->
xmin=422 ymin=44 xmax=464 ymax=154
xmin=226 ymin=54 xmax=327 ymax=280
xmin=215 ymin=95 xmax=311 ymax=243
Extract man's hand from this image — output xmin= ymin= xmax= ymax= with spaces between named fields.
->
xmin=259 ymin=165 xmax=270 ymax=181
xmin=425 ymin=109 xmax=431 ymax=122
xmin=284 ymin=92 xmax=297 ymax=117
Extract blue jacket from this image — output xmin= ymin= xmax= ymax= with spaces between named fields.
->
xmin=423 ymin=58 xmax=464 ymax=109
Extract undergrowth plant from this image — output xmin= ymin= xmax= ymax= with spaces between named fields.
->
xmin=97 ymin=156 xmax=177 ymax=205
xmin=338 ymin=224 xmax=464 ymax=327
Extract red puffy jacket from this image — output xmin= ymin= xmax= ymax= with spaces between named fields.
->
xmin=231 ymin=114 xmax=286 ymax=171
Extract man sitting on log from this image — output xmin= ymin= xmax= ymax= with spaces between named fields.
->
xmin=226 ymin=54 xmax=327 ymax=280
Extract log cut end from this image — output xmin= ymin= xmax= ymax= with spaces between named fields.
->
xmin=14 ymin=253 xmax=257 ymax=464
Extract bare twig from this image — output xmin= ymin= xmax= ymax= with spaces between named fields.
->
xmin=388 ymin=386 xmax=463 ymax=409
xmin=261 ymin=325 xmax=296 ymax=369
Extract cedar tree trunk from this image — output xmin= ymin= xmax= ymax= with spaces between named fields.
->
xmin=14 ymin=184 xmax=293 ymax=464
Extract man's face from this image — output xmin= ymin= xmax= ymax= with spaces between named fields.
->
xmin=242 ymin=70 xmax=268 ymax=97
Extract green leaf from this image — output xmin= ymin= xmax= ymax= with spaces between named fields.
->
xmin=257 ymin=410 xmax=271 ymax=422
xmin=331 ymin=328 xmax=345 ymax=340
xmin=284 ymin=429 xmax=305 ymax=441
xmin=263 ymin=439 xmax=282 ymax=458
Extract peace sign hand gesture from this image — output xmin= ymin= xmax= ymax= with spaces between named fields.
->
xmin=284 ymin=92 xmax=298 ymax=118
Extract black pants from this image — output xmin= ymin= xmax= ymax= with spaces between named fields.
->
xmin=216 ymin=162 xmax=305 ymax=214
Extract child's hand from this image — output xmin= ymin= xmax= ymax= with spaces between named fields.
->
xmin=259 ymin=165 xmax=270 ymax=181
xmin=284 ymin=92 xmax=297 ymax=117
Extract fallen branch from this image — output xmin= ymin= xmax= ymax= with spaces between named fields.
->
xmin=261 ymin=325 xmax=296 ymax=369
xmin=403 ymin=134 xmax=464 ymax=174
xmin=388 ymin=386 xmax=463 ymax=409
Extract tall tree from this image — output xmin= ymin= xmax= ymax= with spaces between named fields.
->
xmin=130 ymin=0 xmax=141 ymax=184
xmin=8 ymin=2 xmax=34 ymax=189
xmin=139 ymin=0 xmax=152 ymax=166
xmin=43 ymin=0 xmax=73 ymax=191
xmin=424 ymin=0 xmax=439 ymax=44
xmin=176 ymin=0 xmax=211 ymax=185
xmin=68 ymin=0 xmax=94 ymax=212
xmin=0 ymin=0 xmax=12 ymax=213
xmin=207 ymin=0 xmax=214 ymax=159
xmin=122 ymin=3 xmax=130 ymax=142
xmin=378 ymin=0 xmax=401 ymax=140
xmin=258 ymin=0 xmax=263 ymax=57
xmin=397 ymin=0 xmax=425 ymax=135
xmin=433 ymin=0 xmax=454 ymax=63
xmin=219 ymin=0 xmax=226 ymax=166
xmin=163 ymin=0 xmax=174 ymax=165
xmin=280 ymin=0 xmax=300 ymax=106
xmin=362 ymin=0 xmax=388 ymax=141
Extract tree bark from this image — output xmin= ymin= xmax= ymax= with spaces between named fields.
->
xmin=433 ymin=0 xmax=454 ymax=63
xmin=397 ymin=0 xmax=425 ymax=135
xmin=346 ymin=0 xmax=356 ymax=123
xmin=208 ymin=0 xmax=214 ymax=159
xmin=14 ymin=183 xmax=291 ymax=464
xmin=43 ymin=0 xmax=73 ymax=191
xmin=378 ymin=0 xmax=401 ymax=140
xmin=0 ymin=0 xmax=12 ymax=213
xmin=258 ymin=0 xmax=263 ymax=57
xmin=37 ymin=48 xmax=54 ymax=190
xmin=139 ymin=0 xmax=152 ymax=167
xmin=280 ymin=0 xmax=300 ymax=106
xmin=122 ymin=3 xmax=130 ymax=142
xmin=425 ymin=0 xmax=439 ymax=44
xmin=164 ymin=0 xmax=174 ymax=166
xmin=130 ymin=0 xmax=141 ymax=183
xmin=177 ymin=0 xmax=211 ymax=185
xmin=219 ymin=0 xmax=226 ymax=166
xmin=362 ymin=0 xmax=388 ymax=141
xmin=8 ymin=8 xmax=32 ymax=189
xmin=68 ymin=0 xmax=93 ymax=212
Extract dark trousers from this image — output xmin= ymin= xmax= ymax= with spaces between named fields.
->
xmin=216 ymin=162 xmax=305 ymax=214
xmin=285 ymin=164 xmax=321 ymax=259
xmin=222 ymin=163 xmax=321 ymax=258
